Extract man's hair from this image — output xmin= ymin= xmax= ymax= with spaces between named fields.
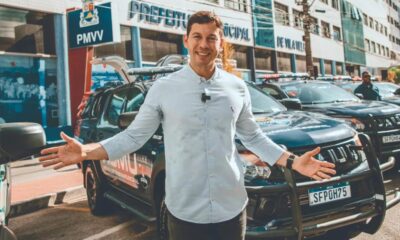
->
xmin=186 ymin=11 xmax=224 ymax=36
xmin=362 ymin=71 xmax=371 ymax=77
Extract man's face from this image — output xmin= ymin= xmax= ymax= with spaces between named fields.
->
xmin=183 ymin=22 xmax=224 ymax=69
xmin=362 ymin=74 xmax=371 ymax=84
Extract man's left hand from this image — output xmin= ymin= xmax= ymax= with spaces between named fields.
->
xmin=293 ymin=147 xmax=336 ymax=180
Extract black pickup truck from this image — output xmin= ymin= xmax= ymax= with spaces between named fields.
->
xmin=74 ymin=55 xmax=399 ymax=240
xmin=258 ymin=79 xmax=400 ymax=169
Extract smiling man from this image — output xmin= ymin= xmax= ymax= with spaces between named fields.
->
xmin=39 ymin=11 xmax=335 ymax=240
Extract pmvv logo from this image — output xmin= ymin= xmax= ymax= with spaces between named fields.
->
xmin=80 ymin=0 xmax=99 ymax=28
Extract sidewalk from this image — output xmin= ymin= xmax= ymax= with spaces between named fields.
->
xmin=10 ymin=168 xmax=85 ymax=218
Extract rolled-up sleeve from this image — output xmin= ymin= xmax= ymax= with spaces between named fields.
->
xmin=100 ymin=82 xmax=163 ymax=160
xmin=235 ymin=86 xmax=285 ymax=166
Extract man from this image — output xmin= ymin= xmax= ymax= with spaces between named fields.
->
xmin=354 ymin=71 xmax=381 ymax=100
xmin=39 ymin=11 xmax=335 ymax=240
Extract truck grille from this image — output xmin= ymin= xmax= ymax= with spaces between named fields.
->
xmin=291 ymin=138 xmax=364 ymax=174
xmin=369 ymin=114 xmax=400 ymax=131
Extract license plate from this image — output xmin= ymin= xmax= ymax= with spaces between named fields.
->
xmin=382 ymin=134 xmax=400 ymax=143
xmin=308 ymin=182 xmax=351 ymax=206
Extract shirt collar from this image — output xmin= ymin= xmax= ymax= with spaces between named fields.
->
xmin=184 ymin=64 xmax=221 ymax=84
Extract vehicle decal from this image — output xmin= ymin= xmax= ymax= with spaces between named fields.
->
xmin=101 ymin=153 xmax=153 ymax=190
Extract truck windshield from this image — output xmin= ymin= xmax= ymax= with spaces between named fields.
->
xmin=281 ymin=82 xmax=359 ymax=104
xmin=247 ymin=83 xmax=286 ymax=114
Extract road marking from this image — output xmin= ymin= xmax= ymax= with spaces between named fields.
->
xmin=82 ymin=220 xmax=135 ymax=240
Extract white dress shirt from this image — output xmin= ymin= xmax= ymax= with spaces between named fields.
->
xmin=101 ymin=65 xmax=285 ymax=224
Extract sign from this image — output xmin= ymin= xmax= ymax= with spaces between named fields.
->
xmin=68 ymin=2 xmax=121 ymax=48
xmin=276 ymin=36 xmax=305 ymax=52
xmin=128 ymin=0 xmax=250 ymax=42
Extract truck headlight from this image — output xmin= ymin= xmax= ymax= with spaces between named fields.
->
xmin=335 ymin=117 xmax=365 ymax=130
xmin=240 ymin=152 xmax=272 ymax=179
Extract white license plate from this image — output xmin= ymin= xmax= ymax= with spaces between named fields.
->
xmin=308 ymin=182 xmax=351 ymax=206
xmin=382 ymin=134 xmax=400 ymax=143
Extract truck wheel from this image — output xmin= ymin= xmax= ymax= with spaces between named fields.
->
xmin=85 ymin=163 xmax=112 ymax=215
xmin=157 ymin=196 xmax=169 ymax=240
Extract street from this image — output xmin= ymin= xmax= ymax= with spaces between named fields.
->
xmin=8 ymin=169 xmax=400 ymax=240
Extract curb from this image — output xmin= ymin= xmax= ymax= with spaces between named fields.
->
xmin=10 ymin=185 xmax=85 ymax=218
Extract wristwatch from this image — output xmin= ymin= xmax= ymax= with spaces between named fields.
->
xmin=286 ymin=154 xmax=296 ymax=170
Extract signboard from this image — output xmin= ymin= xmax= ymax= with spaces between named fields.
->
xmin=276 ymin=36 xmax=305 ymax=52
xmin=68 ymin=1 xmax=121 ymax=48
xmin=127 ymin=0 xmax=252 ymax=45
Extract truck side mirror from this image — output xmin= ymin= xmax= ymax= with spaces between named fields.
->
xmin=279 ymin=98 xmax=302 ymax=110
xmin=0 ymin=123 xmax=46 ymax=164
xmin=118 ymin=111 xmax=138 ymax=129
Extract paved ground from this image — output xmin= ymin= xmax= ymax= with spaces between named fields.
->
xmin=8 ymin=169 xmax=400 ymax=240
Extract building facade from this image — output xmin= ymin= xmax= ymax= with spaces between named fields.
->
xmin=0 ymin=0 xmax=400 ymax=133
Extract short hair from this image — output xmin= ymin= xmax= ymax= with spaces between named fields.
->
xmin=186 ymin=11 xmax=224 ymax=36
xmin=362 ymin=71 xmax=371 ymax=77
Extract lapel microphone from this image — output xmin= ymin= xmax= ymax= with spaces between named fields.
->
xmin=201 ymin=92 xmax=211 ymax=103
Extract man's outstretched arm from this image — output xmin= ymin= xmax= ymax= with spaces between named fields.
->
xmin=39 ymin=132 xmax=108 ymax=170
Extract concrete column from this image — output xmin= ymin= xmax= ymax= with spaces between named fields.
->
xmin=272 ymin=50 xmax=278 ymax=73
xmin=247 ymin=47 xmax=256 ymax=82
xmin=331 ymin=60 xmax=336 ymax=75
xmin=131 ymin=26 xmax=143 ymax=67
xmin=319 ymin=58 xmax=325 ymax=76
xmin=54 ymin=14 xmax=71 ymax=126
xmin=290 ymin=54 xmax=296 ymax=73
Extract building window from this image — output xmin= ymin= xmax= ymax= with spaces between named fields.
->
xmin=333 ymin=26 xmax=341 ymax=41
xmin=369 ymin=17 xmax=373 ymax=28
xmin=232 ymin=44 xmax=248 ymax=69
xmin=381 ymin=45 xmax=385 ymax=56
xmin=321 ymin=21 xmax=330 ymax=38
xmin=386 ymin=47 xmax=390 ymax=57
xmin=225 ymin=0 xmax=248 ymax=12
xmin=94 ymin=26 xmax=133 ymax=60
xmin=385 ymin=26 xmax=388 ymax=36
xmin=297 ymin=55 xmax=306 ymax=73
xmin=324 ymin=60 xmax=332 ymax=75
xmin=255 ymin=48 xmax=272 ymax=70
xmin=377 ymin=43 xmax=381 ymax=55
xmin=371 ymin=41 xmax=376 ymax=53
xmin=277 ymin=52 xmax=291 ymax=72
xmin=293 ymin=9 xmax=303 ymax=29
xmin=320 ymin=0 xmax=328 ymax=4
xmin=140 ymin=29 xmax=180 ymax=62
xmin=274 ymin=2 xmax=290 ymax=26
xmin=332 ymin=0 xmax=339 ymax=10
xmin=375 ymin=20 xmax=379 ymax=31
xmin=310 ymin=17 xmax=319 ymax=35
xmin=365 ymin=39 xmax=370 ymax=52
xmin=0 ymin=6 xmax=55 ymax=54
xmin=363 ymin=13 xmax=368 ymax=26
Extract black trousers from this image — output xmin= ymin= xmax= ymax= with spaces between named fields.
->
xmin=167 ymin=209 xmax=247 ymax=240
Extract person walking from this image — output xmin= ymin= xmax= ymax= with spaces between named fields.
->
xmin=39 ymin=11 xmax=335 ymax=240
xmin=354 ymin=71 xmax=381 ymax=100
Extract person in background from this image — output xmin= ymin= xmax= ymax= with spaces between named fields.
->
xmin=354 ymin=71 xmax=381 ymax=100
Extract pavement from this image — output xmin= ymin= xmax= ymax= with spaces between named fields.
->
xmin=9 ymin=159 xmax=85 ymax=218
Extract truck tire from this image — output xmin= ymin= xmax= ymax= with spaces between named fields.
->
xmin=85 ymin=162 xmax=112 ymax=215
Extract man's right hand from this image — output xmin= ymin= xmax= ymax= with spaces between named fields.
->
xmin=39 ymin=132 xmax=86 ymax=170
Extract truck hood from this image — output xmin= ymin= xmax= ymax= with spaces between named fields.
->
xmin=302 ymin=100 xmax=400 ymax=118
xmin=254 ymin=111 xmax=355 ymax=149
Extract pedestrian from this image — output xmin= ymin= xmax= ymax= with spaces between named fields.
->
xmin=39 ymin=11 xmax=335 ymax=240
xmin=354 ymin=71 xmax=381 ymax=100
